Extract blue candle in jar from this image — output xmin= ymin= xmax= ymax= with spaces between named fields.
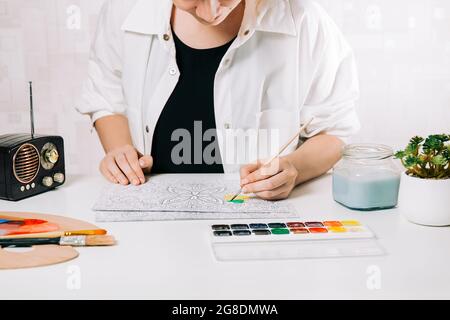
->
xmin=332 ymin=144 xmax=401 ymax=211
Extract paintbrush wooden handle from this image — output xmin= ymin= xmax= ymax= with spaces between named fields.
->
xmin=0 ymin=229 xmax=107 ymax=240
xmin=230 ymin=117 xmax=314 ymax=200
xmin=262 ymin=117 xmax=314 ymax=166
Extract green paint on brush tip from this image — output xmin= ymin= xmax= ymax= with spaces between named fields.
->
xmin=228 ymin=199 xmax=245 ymax=204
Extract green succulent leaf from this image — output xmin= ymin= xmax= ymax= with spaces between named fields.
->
xmin=394 ymin=151 xmax=405 ymax=159
xmin=404 ymin=155 xmax=420 ymax=168
xmin=404 ymin=136 xmax=423 ymax=155
xmin=443 ymin=148 xmax=450 ymax=161
xmin=432 ymin=155 xmax=448 ymax=166
xmin=405 ymin=144 xmax=418 ymax=155
xmin=423 ymin=135 xmax=444 ymax=154
xmin=409 ymin=136 xmax=424 ymax=145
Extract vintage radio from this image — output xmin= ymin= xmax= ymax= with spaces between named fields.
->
xmin=0 ymin=82 xmax=65 ymax=201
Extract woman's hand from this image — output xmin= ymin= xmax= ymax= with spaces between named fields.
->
xmin=239 ymin=157 xmax=299 ymax=200
xmin=99 ymin=144 xmax=153 ymax=186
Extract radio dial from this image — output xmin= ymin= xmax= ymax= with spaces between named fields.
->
xmin=45 ymin=148 xmax=59 ymax=164
xmin=53 ymin=172 xmax=65 ymax=184
xmin=42 ymin=176 xmax=54 ymax=187
xmin=41 ymin=143 xmax=59 ymax=170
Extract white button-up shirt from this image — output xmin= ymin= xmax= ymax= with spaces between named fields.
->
xmin=77 ymin=0 xmax=360 ymax=173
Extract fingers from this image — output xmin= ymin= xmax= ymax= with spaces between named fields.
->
xmin=104 ymin=156 xmax=128 ymax=185
xmin=242 ymin=159 xmax=284 ymax=186
xmin=240 ymin=162 xmax=260 ymax=178
xmin=242 ymin=169 xmax=290 ymax=194
xmin=125 ymin=150 xmax=145 ymax=184
xmin=139 ymin=155 xmax=153 ymax=174
xmin=240 ymin=157 xmax=298 ymax=201
xmin=99 ymin=145 xmax=152 ymax=186
xmin=99 ymin=161 xmax=118 ymax=184
xmin=240 ymin=162 xmax=261 ymax=185
xmin=255 ymin=185 xmax=291 ymax=201
xmin=115 ymin=153 xmax=140 ymax=185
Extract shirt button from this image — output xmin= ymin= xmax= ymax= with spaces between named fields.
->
xmin=169 ymin=67 xmax=177 ymax=76
xmin=163 ymin=34 xmax=170 ymax=41
xmin=243 ymin=29 xmax=250 ymax=36
xmin=145 ymin=125 xmax=149 ymax=133
xmin=224 ymin=123 xmax=231 ymax=129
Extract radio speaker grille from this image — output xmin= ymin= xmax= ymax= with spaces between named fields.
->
xmin=13 ymin=143 xmax=40 ymax=184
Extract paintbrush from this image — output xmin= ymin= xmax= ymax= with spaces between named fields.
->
xmin=229 ymin=117 xmax=315 ymax=201
xmin=0 ymin=235 xmax=116 ymax=248
xmin=0 ymin=229 xmax=107 ymax=240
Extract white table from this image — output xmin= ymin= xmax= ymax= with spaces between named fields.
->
xmin=1 ymin=174 xmax=449 ymax=299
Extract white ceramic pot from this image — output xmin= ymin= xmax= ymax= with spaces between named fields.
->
xmin=399 ymin=173 xmax=450 ymax=226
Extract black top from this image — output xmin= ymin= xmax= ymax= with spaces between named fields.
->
xmin=151 ymin=31 xmax=234 ymax=173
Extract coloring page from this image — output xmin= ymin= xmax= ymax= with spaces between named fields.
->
xmin=93 ymin=174 xmax=298 ymax=221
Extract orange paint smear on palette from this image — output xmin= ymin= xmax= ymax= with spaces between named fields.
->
xmin=0 ymin=217 xmax=60 ymax=236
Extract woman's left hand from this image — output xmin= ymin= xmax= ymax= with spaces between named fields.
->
xmin=240 ymin=156 xmax=299 ymax=200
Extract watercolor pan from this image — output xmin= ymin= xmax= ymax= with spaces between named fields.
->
xmin=233 ymin=230 xmax=251 ymax=236
xmin=212 ymin=225 xmax=230 ymax=231
xmin=323 ymin=221 xmax=343 ymax=227
xmin=305 ymin=222 xmax=324 ymax=227
xmin=211 ymin=220 xmax=374 ymax=243
xmin=249 ymin=223 xmax=268 ymax=229
xmin=230 ymin=224 xmax=249 ymax=230
xmin=268 ymin=223 xmax=286 ymax=229
xmin=252 ymin=230 xmax=271 ymax=236
xmin=214 ymin=231 xmax=232 ymax=237
xmin=287 ymin=222 xmax=305 ymax=228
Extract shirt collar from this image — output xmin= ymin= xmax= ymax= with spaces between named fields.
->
xmin=121 ymin=0 xmax=297 ymax=36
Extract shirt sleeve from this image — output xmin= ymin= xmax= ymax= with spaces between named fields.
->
xmin=299 ymin=3 xmax=361 ymax=144
xmin=75 ymin=0 xmax=126 ymax=128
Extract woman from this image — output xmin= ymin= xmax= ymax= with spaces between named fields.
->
xmin=77 ymin=0 xmax=360 ymax=200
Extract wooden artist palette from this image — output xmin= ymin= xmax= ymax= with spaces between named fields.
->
xmin=0 ymin=211 xmax=101 ymax=269
xmin=0 ymin=245 xmax=79 ymax=270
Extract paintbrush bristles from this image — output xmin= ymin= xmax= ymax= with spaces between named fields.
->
xmin=84 ymin=235 xmax=116 ymax=246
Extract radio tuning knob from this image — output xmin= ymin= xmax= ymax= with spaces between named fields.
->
xmin=45 ymin=148 xmax=59 ymax=164
xmin=42 ymin=176 xmax=54 ymax=187
xmin=53 ymin=172 xmax=65 ymax=184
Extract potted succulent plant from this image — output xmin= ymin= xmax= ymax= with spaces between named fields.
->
xmin=395 ymin=134 xmax=450 ymax=226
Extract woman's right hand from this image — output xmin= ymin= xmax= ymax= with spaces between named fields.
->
xmin=99 ymin=144 xmax=153 ymax=186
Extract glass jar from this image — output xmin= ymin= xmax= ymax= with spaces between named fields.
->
xmin=332 ymin=144 xmax=401 ymax=211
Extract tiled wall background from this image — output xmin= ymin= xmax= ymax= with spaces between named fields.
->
xmin=0 ymin=0 xmax=449 ymax=175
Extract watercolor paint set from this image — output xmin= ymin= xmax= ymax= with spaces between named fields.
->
xmin=210 ymin=220 xmax=385 ymax=261
xmin=211 ymin=220 xmax=374 ymax=243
